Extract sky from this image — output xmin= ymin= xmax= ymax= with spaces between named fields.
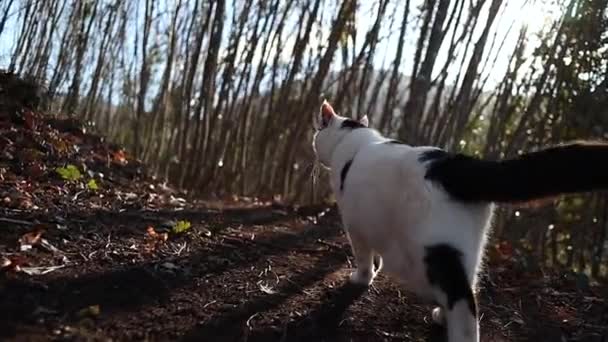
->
xmin=349 ymin=0 xmax=557 ymax=88
xmin=0 ymin=0 xmax=559 ymax=92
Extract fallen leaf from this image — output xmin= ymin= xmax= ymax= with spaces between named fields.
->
xmin=145 ymin=226 xmax=168 ymax=252
xmin=172 ymin=220 xmax=191 ymax=234
xmin=0 ymin=255 xmax=28 ymax=272
xmin=25 ymin=162 xmax=45 ymax=179
xmin=86 ymin=179 xmax=99 ymax=190
xmin=19 ymin=229 xmax=44 ymax=251
xmin=20 ymin=264 xmax=65 ymax=275
xmin=1 ymin=256 xmax=12 ymax=268
xmin=76 ymin=305 xmax=101 ymax=318
xmin=123 ymin=192 xmax=138 ymax=200
xmin=496 ymin=241 xmax=514 ymax=259
xmin=112 ymin=150 xmax=127 ymax=164
xmin=147 ymin=226 xmax=168 ymax=241
xmin=50 ymin=137 xmax=69 ymax=154
xmin=23 ymin=110 xmax=36 ymax=130
xmin=259 ymin=283 xmax=276 ymax=294
xmin=55 ymin=164 xmax=82 ymax=181
xmin=169 ymin=195 xmax=186 ymax=207
xmin=19 ymin=198 xmax=36 ymax=210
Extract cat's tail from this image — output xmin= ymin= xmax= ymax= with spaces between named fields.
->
xmin=421 ymin=142 xmax=608 ymax=203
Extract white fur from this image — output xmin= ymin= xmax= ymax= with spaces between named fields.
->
xmin=313 ymin=109 xmax=492 ymax=342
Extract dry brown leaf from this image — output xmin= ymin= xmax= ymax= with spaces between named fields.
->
xmin=25 ymin=162 xmax=46 ymax=179
xmin=19 ymin=228 xmax=45 ymax=251
xmin=1 ymin=254 xmax=28 ymax=272
xmin=23 ymin=110 xmax=37 ymax=130
xmin=496 ymin=240 xmax=514 ymax=260
xmin=1 ymin=256 xmax=12 ymax=268
xmin=145 ymin=226 xmax=168 ymax=252
xmin=112 ymin=150 xmax=127 ymax=164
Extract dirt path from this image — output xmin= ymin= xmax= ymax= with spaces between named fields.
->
xmin=1 ymin=205 xmax=606 ymax=342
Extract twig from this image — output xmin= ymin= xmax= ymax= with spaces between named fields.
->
xmin=316 ymin=239 xmax=342 ymax=250
xmin=203 ymin=300 xmax=217 ymax=309
xmin=0 ymin=217 xmax=34 ymax=226
xmin=174 ymin=241 xmax=187 ymax=256
xmin=246 ymin=312 xmax=260 ymax=329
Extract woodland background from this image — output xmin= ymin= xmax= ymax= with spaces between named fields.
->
xmin=0 ymin=0 xmax=607 ymax=279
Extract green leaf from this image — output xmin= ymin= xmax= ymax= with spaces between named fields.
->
xmin=87 ymin=179 xmax=99 ymax=190
xmin=55 ymin=165 xmax=82 ymax=181
xmin=172 ymin=220 xmax=192 ymax=234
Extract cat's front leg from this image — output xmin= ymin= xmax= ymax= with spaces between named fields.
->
xmin=346 ymin=231 xmax=376 ymax=286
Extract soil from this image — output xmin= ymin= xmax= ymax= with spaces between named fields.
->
xmin=0 ymin=72 xmax=607 ymax=341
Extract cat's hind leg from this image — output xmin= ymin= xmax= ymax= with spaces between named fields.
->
xmin=424 ymin=244 xmax=479 ymax=342
xmin=346 ymin=231 xmax=376 ymax=286
xmin=431 ymin=306 xmax=446 ymax=326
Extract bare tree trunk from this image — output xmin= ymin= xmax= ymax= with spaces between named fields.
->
xmin=379 ymin=0 xmax=410 ymax=134
xmin=144 ymin=0 xmax=183 ymax=167
xmin=83 ymin=1 xmax=119 ymax=122
xmin=504 ymin=0 xmax=576 ymax=157
xmin=63 ymin=1 xmax=99 ymax=115
xmin=48 ymin=1 xmax=79 ymax=98
xmin=9 ymin=0 xmax=38 ymax=72
xmin=133 ymin=0 xmax=154 ymax=157
xmin=188 ymin=0 xmax=225 ymax=189
xmin=0 ymin=0 xmax=16 ymax=37
xmin=398 ymin=0 xmax=451 ymax=144
xmin=281 ymin=0 xmax=356 ymax=198
xmin=448 ymin=0 xmax=503 ymax=150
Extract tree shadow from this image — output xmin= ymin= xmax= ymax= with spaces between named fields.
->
xmin=64 ymin=204 xmax=338 ymax=238
xmin=280 ymin=284 xmax=447 ymax=342
xmin=0 ymin=210 xmax=344 ymax=339
xmin=189 ymin=278 xmax=448 ymax=342
xmin=180 ymin=248 xmax=351 ymax=342
xmin=277 ymin=282 xmax=369 ymax=342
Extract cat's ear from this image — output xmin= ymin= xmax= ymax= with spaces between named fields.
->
xmin=320 ymin=100 xmax=336 ymax=127
xmin=359 ymin=114 xmax=369 ymax=127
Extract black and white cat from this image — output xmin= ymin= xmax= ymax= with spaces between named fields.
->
xmin=312 ymin=100 xmax=608 ymax=342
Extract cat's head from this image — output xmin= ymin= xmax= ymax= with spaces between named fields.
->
xmin=312 ymin=100 xmax=369 ymax=168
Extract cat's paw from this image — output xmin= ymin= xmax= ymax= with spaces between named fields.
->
xmin=349 ymin=268 xmax=374 ymax=286
xmin=431 ymin=307 xmax=446 ymax=326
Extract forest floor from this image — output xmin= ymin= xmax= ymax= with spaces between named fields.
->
xmin=1 ymin=73 xmax=607 ymax=341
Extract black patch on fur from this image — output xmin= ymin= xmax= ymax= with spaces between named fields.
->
xmin=340 ymin=160 xmax=353 ymax=192
xmin=424 ymin=244 xmax=477 ymax=316
xmin=418 ymin=149 xmax=448 ymax=163
xmin=340 ymin=119 xmax=366 ymax=130
xmin=385 ymin=139 xmax=405 ymax=144
xmin=423 ymin=142 xmax=608 ymax=202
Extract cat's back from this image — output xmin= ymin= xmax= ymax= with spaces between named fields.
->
xmin=348 ymin=141 xmax=438 ymax=186
xmin=340 ymin=142 xmax=436 ymax=222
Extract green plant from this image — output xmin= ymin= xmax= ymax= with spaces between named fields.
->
xmin=87 ymin=179 xmax=99 ymax=190
xmin=172 ymin=220 xmax=191 ymax=234
xmin=55 ymin=165 xmax=82 ymax=181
